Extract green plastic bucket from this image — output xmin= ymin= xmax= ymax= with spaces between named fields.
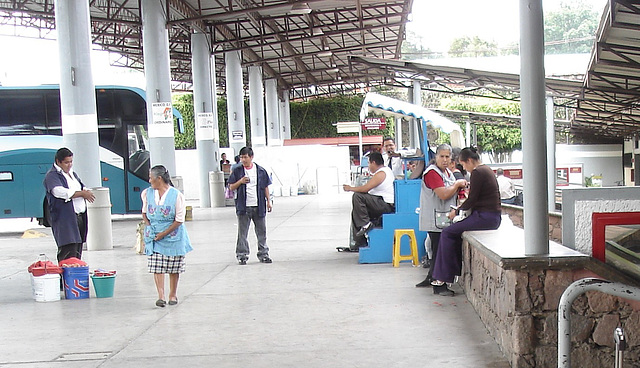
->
xmin=91 ymin=275 xmax=116 ymax=298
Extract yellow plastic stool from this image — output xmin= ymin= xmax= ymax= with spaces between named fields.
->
xmin=392 ymin=229 xmax=419 ymax=267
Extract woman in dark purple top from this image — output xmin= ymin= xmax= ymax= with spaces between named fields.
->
xmin=431 ymin=147 xmax=501 ymax=296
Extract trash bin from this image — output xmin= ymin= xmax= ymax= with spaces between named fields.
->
xmin=87 ymin=187 xmax=113 ymax=251
xmin=209 ymin=171 xmax=225 ymax=207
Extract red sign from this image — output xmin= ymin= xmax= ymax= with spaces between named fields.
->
xmin=570 ymin=167 xmax=581 ymax=173
xmin=505 ymin=169 xmax=522 ymax=179
xmin=361 ymin=117 xmax=386 ymax=130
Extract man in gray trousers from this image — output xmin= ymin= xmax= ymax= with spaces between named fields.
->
xmin=228 ymin=147 xmax=273 ymax=265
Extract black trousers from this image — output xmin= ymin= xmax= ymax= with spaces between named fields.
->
xmin=425 ymin=231 xmax=441 ymax=279
xmin=56 ymin=212 xmax=87 ymax=263
xmin=351 ymin=192 xmax=394 ymax=247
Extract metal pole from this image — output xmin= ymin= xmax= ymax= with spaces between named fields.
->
xmin=265 ymin=79 xmax=281 ymax=146
xmin=248 ymin=66 xmax=266 ymax=147
xmin=395 ymin=117 xmax=402 ymax=148
xmin=411 ymin=80 xmax=422 ymax=149
xmin=54 ymin=0 xmax=101 ymax=188
xmin=141 ymin=0 xmax=176 ymax=175
xmin=558 ymin=278 xmax=640 ymax=368
xmin=191 ymin=32 xmax=218 ymax=208
xmin=466 ymin=120 xmax=471 ymax=147
xmin=546 ymin=95 xmax=556 ymax=212
xmin=519 ymin=0 xmax=549 ymax=255
xmin=225 ymin=50 xmax=246 ymax=154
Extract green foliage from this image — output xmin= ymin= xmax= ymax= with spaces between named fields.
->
xmin=172 ymin=93 xmax=195 ymax=149
xmin=449 ymin=36 xmax=498 ymax=58
xmin=290 ymin=94 xmax=394 ymax=139
xmin=440 ymin=97 xmax=522 ymax=157
xmin=544 ymin=1 xmax=598 ymax=54
xmin=171 ymin=93 xmax=235 ymax=149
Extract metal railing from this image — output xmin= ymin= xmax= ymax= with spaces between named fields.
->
xmin=558 ymin=278 xmax=640 ymax=368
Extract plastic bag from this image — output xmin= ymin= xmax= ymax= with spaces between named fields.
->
xmin=28 ymin=254 xmax=62 ymax=276
xmin=225 ymin=186 xmax=234 ymax=199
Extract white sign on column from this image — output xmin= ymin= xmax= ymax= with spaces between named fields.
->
xmin=196 ymin=112 xmax=216 ymax=142
xmin=150 ymin=102 xmax=174 ymax=138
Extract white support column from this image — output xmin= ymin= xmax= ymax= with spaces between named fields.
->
xmin=141 ymin=0 xmax=176 ymax=175
xmin=265 ymin=79 xmax=281 ymax=146
xmin=191 ymin=32 xmax=218 ymax=208
xmin=280 ymin=89 xmax=291 ymax=141
xmin=519 ymin=0 xmax=549 ymax=255
xmin=395 ymin=117 xmax=402 ymax=148
xmin=54 ymin=0 xmax=100 ymax=188
xmin=248 ymin=65 xmax=266 ymax=147
xmin=546 ymin=95 xmax=556 ymax=212
xmin=225 ymin=50 xmax=246 ymax=154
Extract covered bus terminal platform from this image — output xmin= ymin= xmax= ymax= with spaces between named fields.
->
xmin=0 ymin=194 xmax=511 ymax=367
xmin=3 ymin=0 xmax=640 ymax=367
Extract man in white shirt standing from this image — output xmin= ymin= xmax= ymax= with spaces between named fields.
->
xmin=381 ymin=137 xmax=404 ymax=179
xmin=228 ymin=147 xmax=273 ymax=265
xmin=496 ymin=168 xmax=517 ymax=204
xmin=343 ymin=151 xmax=395 ymax=249
xmin=43 ymin=148 xmax=95 ymax=263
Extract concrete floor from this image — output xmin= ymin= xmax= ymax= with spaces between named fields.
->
xmin=0 ymin=193 xmax=510 ymax=367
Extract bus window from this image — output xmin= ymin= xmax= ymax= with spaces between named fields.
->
xmin=128 ymin=124 xmax=150 ymax=180
xmin=0 ymin=172 xmax=13 ymax=181
xmin=0 ymin=92 xmax=46 ymax=135
xmin=45 ymin=92 xmax=61 ymax=134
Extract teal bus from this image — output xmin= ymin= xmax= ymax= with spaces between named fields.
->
xmin=0 ymin=85 xmax=182 ymax=223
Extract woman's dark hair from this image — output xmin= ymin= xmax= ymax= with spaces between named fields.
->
xmin=234 ymin=155 xmax=240 ymax=163
xmin=55 ymin=147 xmax=73 ymax=163
xmin=150 ymin=165 xmax=173 ymax=186
xmin=451 ymin=147 xmax=466 ymax=175
xmin=459 ymin=146 xmax=480 ymax=162
xmin=368 ymin=151 xmax=384 ymax=165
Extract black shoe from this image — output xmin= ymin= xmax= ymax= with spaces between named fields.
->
xmin=415 ymin=276 xmax=432 ymax=288
xmin=156 ymin=299 xmax=166 ymax=307
xmin=260 ymin=256 xmax=272 ymax=263
xmin=355 ymin=222 xmax=373 ymax=237
xmin=238 ymin=258 xmax=247 ymax=265
xmin=433 ymin=284 xmax=454 ymax=296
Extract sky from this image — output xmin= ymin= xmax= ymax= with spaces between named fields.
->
xmin=0 ymin=0 xmax=609 ymax=86
xmin=407 ymin=0 xmax=608 ymax=53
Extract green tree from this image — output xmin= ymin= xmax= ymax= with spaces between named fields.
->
xmin=402 ymin=30 xmax=439 ymax=60
xmin=440 ymin=97 xmax=522 ymax=162
xmin=449 ymin=36 xmax=498 ymax=58
xmin=544 ymin=1 xmax=598 ymax=54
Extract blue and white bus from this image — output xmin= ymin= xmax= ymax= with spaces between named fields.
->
xmin=0 ymin=85 xmax=182 ymax=223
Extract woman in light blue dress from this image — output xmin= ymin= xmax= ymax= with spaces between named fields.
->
xmin=142 ymin=165 xmax=192 ymax=307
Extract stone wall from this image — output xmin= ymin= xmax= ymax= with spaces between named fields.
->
xmin=501 ymin=204 xmax=563 ymax=243
xmin=461 ymin=235 xmax=640 ymax=368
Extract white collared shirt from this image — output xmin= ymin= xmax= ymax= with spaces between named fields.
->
xmin=51 ymin=164 xmax=87 ymax=214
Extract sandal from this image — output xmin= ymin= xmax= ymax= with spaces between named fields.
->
xmin=156 ymin=299 xmax=166 ymax=307
xmin=168 ymin=299 xmax=178 ymax=305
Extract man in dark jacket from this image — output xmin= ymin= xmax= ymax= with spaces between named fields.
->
xmin=228 ymin=146 xmax=272 ymax=265
xmin=43 ymin=148 xmax=95 ymax=262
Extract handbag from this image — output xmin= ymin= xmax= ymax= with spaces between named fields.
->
xmin=434 ymin=210 xmax=451 ymax=229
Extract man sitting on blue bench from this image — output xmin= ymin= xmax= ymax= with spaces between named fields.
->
xmin=342 ymin=151 xmax=395 ymax=250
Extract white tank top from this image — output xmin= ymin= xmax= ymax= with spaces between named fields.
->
xmin=368 ymin=166 xmax=395 ymax=204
